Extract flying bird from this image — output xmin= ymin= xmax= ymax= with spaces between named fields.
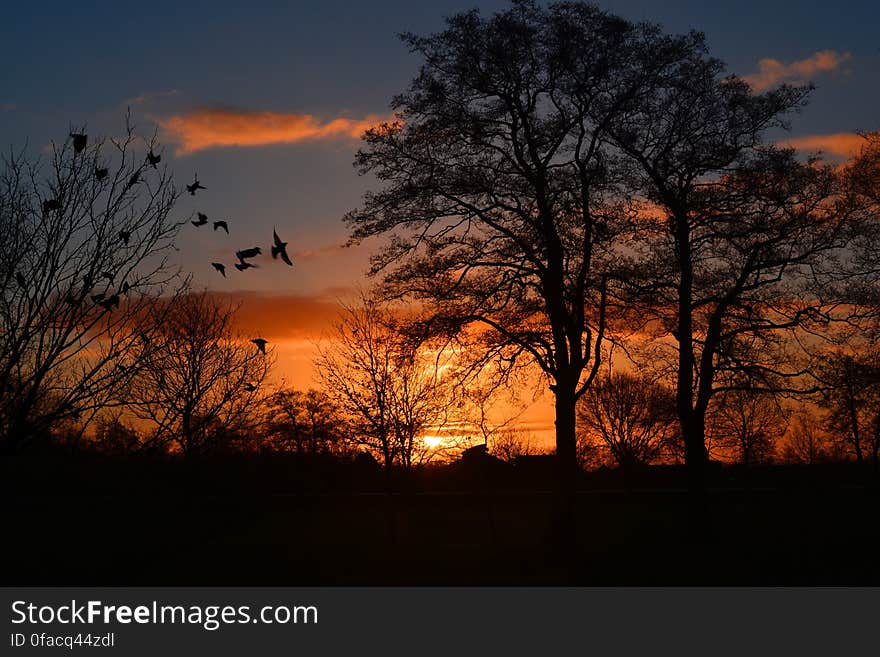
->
xmin=235 ymin=247 xmax=262 ymax=261
xmin=213 ymin=220 xmax=229 ymax=234
xmin=146 ymin=150 xmax=161 ymax=168
xmin=125 ymin=171 xmax=140 ymax=191
xmin=211 ymin=262 xmax=227 ymax=277
xmin=192 ymin=212 xmax=208 ymax=227
xmin=70 ymin=132 xmax=87 ymax=153
xmin=119 ymin=230 xmax=130 ymax=245
xmin=251 ymin=338 xmax=268 ymax=354
xmin=271 ymin=228 xmax=293 ymax=266
xmin=186 ymin=174 xmax=206 ymax=195
xmin=95 ymin=167 xmax=109 ymax=181
xmin=234 ymin=261 xmax=256 ymax=271
xmin=99 ymin=294 xmax=120 ymax=311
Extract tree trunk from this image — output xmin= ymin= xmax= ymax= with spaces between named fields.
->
xmin=681 ymin=411 xmax=708 ymax=490
xmin=674 ymin=212 xmax=709 ymax=492
xmin=553 ymin=382 xmax=578 ymax=581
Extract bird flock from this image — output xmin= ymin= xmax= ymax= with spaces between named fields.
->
xmin=32 ymin=131 xmax=291 ymax=388
xmin=186 ymin=173 xmax=294 ymax=283
xmin=177 ymin=150 xmax=295 ymax=369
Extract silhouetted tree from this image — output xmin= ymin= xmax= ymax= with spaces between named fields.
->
xmin=316 ymin=295 xmax=450 ymax=470
xmin=262 ymin=387 xmax=349 ymax=456
xmin=345 ymin=1 xmax=669 ymax=499
xmin=609 ymin=57 xmax=873 ymax=486
xmin=707 ymin=388 xmax=787 ymax=466
xmin=89 ymin=411 xmax=143 ymax=456
xmin=489 ymin=427 xmax=540 ymax=463
xmin=781 ymin=406 xmax=835 ymax=465
xmin=816 ymin=352 xmax=880 ymax=467
xmin=0 ymin=116 xmax=184 ymax=450
xmin=128 ymin=292 xmax=273 ymax=458
xmin=576 ymin=372 xmax=678 ymax=469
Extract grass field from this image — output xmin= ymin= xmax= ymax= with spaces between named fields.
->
xmin=5 ymin=479 xmax=879 ymax=585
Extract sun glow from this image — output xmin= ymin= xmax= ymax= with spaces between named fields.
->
xmin=422 ymin=435 xmax=445 ymax=449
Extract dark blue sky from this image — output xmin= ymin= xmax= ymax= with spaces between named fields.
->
xmin=2 ymin=0 xmax=877 ymax=299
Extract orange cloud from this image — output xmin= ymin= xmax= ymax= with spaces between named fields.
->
xmin=743 ymin=50 xmax=851 ymax=92
xmin=206 ymin=290 xmax=346 ymax=340
xmin=780 ymin=132 xmax=864 ymax=158
xmin=158 ymin=108 xmax=390 ymax=155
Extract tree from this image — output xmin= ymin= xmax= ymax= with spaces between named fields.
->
xmin=707 ymin=388 xmax=787 ymax=466
xmin=316 ymin=295 xmax=450 ymax=470
xmin=489 ymin=427 xmax=540 ymax=463
xmin=128 ymin=292 xmax=273 ymax=458
xmin=345 ymin=1 xmax=668 ymax=490
xmin=816 ymin=352 xmax=880 ymax=468
xmin=262 ymin=387 xmax=349 ymax=456
xmin=576 ymin=372 xmax=678 ymax=469
xmin=781 ymin=406 xmax=834 ymax=465
xmin=606 ymin=47 xmax=872 ymax=486
xmin=0 ymin=117 xmax=184 ymax=449
xmin=89 ymin=411 xmax=143 ymax=457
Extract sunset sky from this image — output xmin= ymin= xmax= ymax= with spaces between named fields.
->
xmin=2 ymin=0 xmax=878 ymax=440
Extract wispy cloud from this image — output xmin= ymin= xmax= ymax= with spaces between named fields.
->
xmin=743 ymin=50 xmax=851 ymax=92
xmin=157 ymin=108 xmax=390 ymax=155
xmin=292 ymin=241 xmax=350 ymax=261
xmin=780 ymin=132 xmax=864 ymax=158
xmin=124 ymin=89 xmax=180 ymax=106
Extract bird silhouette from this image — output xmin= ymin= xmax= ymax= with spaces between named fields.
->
xmin=251 ymin=338 xmax=268 ymax=354
xmin=42 ymin=199 xmax=61 ymax=214
xmin=272 ymin=228 xmax=293 ymax=266
xmin=125 ymin=171 xmax=140 ymax=191
xmin=95 ymin=167 xmax=109 ymax=181
xmin=70 ymin=132 xmax=87 ymax=153
xmin=99 ymin=294 xmax=120 ymax=311
xmin=192 ymin=212 xmax=208 ymax=227
xmin=236 ymin=247 xmax=262 ymax=261
xmin=211 ymin=262 xmax=227 ymax=277
xmin=186 ymin=174 xmax=206 ymax=195
xmin=146 ymin=150 xmax=161 ymax=168
xmin=234 ymin=261 xmax=256 ymax=271
xmin=119 ymin=230 xmax=131 ymax=245
xmin=213 ymin=220 xmax=229 ymax=234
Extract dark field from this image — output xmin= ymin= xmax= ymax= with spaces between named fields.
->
xmin=3 ymin=455 xmax=879 ymax=585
